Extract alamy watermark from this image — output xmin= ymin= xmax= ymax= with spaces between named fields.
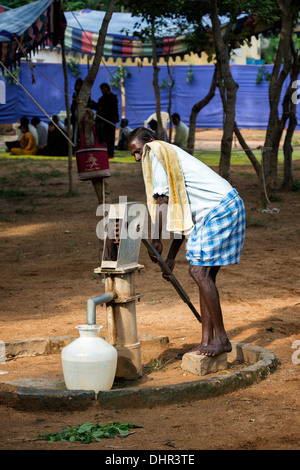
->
xmin=291 ymin=340 xmax=300 ymax=365
xmin=292 ymin=80 xmax=300 ymax=105
xmin=96 ymin=196 xmax=186 ymax=241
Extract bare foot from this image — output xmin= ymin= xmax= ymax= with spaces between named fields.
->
xmin=189 ymin=342 xmax=209 ymax=355
xmin=196 ymin=337 xmax=232 ymax=357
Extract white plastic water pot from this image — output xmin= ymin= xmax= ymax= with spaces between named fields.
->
xmin=61 ymin=325 xmax=117 ymax=392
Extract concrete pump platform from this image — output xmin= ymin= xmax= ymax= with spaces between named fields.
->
xmin=0 ymin=335 xmax=280 ymax=411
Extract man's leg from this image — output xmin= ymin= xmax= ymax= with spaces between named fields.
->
xmin=189 ymin=265 xmax=231 ymax=356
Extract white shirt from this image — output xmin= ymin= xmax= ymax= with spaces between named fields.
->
xmin=150 ymin=145 xmax=232 ymax=226
xmin=174 ymin=121 xmax=189 ymax=149
xmin=36 ymin=121 xmax=48 ymax=147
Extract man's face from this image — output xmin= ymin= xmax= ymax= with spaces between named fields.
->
xmin=128 ymin=138 xmax=144 ymax=162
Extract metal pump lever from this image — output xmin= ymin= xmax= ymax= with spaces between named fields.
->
xmin=142 ymin=238 xmax=201 ymax=324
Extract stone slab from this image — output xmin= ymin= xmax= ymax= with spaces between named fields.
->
xmin=181 ymin=351 xmax=228 ymax=376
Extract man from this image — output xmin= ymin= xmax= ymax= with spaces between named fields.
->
xmin=90 ymin=83 xmax=119 ymax=158
xmin=116 ymin=118 xmax=132 ymax=150
xmin=128 ymin=128 xmax=246 ymax=357
xmin=37 ymin=121 xmax=68 ymax=156
xmin=171 ymin=113 xmax=189 ymax=150
xmin=31 ymin=117 xmax=48 ymax=149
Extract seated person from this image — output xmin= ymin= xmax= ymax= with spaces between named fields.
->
xmin=31 ymin=117 xmax=48 ymax=149
xmin=148 ymin=118 xmax=168 ymax=141
xmin=116 ymin=118 xmax=132 ymax=150
xmin=10 ymin=122 xmax=37 ymax=155
xmin=37 ymin=121 xmax=68 ymax=156
xmin=6 ymin=116 xmax=39 ymax=151
xmin=171 ymin=113 xmax=189 ymax=149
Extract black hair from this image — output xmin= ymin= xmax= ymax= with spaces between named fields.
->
xmin=148 ymin=119 xmax=158 ymax=130
xmin=100 ymin=82 xmax=111 ymax=91
xmin=128 ymin=127 xmax=156 ymax=144
xmin=121 ymin=118 xmax=128 ymax=127
xmin=31 ymin=117 xmax=41 ymax=125
xmin=171 ymin=112 xmax=180 ymax=120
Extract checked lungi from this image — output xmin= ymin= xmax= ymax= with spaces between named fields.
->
xmin=186 ymin=189 xmax=246 ymax=266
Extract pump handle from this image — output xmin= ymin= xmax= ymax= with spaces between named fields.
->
xmin=142 ymin=238 xmax=201 ymax=324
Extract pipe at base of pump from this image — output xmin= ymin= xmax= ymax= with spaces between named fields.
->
xmin=86 ymin=292 xmax=116 ymax=325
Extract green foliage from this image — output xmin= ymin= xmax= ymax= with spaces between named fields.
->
xmin=186 ymin=64 xmax=194 ymax=83
xmin=110 ymin=64 xmax=131 ymax=89
xmin=256 ymin=65 xmax=271 ymax=84
xmin=3 ymin=66 xmax=19 ymax=84
xmin=159 ymin=78 xmax=171 ymax=89
xmin=67 ymin=58 xmax=81 ymax=78
xmin=39 ymin=421 xmax=142 ymax=444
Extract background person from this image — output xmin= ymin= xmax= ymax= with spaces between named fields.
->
xmin=31 ymin=117 xmax=48 ymax=149
xmin=116 ymin=118 xmax=132 ymax=150
xmin=171 ymin=113 xmax=189 ymax=150
xmin=37 ymin=121 xmax=68 ymax=156
xmin=10 ymin=122 xmax=37 ymax=155
xmin=90 ymin=82 xmax=119 ymax=158
xmin=6 ymin=116 xmax=38 ymax=151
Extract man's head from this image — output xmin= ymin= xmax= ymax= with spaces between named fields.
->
xmin=18 ymin=117 xmax=29 ymax=133
xmin=120 ymin=118 xmax=128 ymax=128
xmin=48 ymin=122 xmax=55 ymax=132
xmin=128 ymin=127 xmax=155 ymax=162
xmin=31 ymin=117 xmax=41 ymax=128
xmin=75 ymin=78 xmax=83 ymax=92
xmin=100 ymin=83 xmax=111 ymax=95
xmin=20 ymin=123 xmax=28 ymax=134
xmin=171 ymin=113 xmax=180 ymax=126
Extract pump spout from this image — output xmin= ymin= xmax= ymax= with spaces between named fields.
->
xmin=87 ymin=292 xmax=116 ymax=325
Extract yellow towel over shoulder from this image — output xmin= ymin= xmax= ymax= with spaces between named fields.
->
xmin=142 ymin=140 xmax=194 ymax=236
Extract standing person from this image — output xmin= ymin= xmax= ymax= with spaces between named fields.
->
xmin=92 ymin=82 xmax=119 ymax=159
xmin=10 ymin=122 xmax=37 ymax=155
xmin=128 ymin=128 xmax=246 ymax=357
xmin=31 ymin=117 xmax=48 ymax=149
xmin=116 ymin=118 xmax=132 ymax=150
xmin=171 ymin=113 xmax=189 ymax=150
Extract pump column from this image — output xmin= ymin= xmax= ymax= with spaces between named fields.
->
xmin=102 ymin=266 xmax=143 ymax=380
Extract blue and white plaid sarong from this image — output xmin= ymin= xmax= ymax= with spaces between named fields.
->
xmin=186 ymin=189 xmax=246 ymax=266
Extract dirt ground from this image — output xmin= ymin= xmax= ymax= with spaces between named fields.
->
xmin=0 ymin=129 xmax=300 ymax=451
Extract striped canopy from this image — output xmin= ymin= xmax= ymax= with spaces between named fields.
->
xmin=0 ymin=0 xmax=63 ymax=69
xmin=64 ymin=9 xmax=189 ymax=62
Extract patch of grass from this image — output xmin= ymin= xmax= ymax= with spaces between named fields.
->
xmin=246 ymin=215 xmax=268 ymax=228
xmin=12 ymin=169 xmax=65 ymax=181
xmin=38 ymin=421 xmax=142 ymax=444
xmin=0 ymin=188 xmax=36 ymax=198
xmin=146 ymin=356 xmax=173 ymax=372
xmin=291 ymin=180 xmax=300 ymax=192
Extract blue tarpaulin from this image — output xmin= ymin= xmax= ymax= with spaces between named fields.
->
xmin=0 ymin=62 xmax=299 ymax=129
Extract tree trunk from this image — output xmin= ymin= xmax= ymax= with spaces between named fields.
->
xmin=77 ymin=0 xmax=116 ymax=129
xmin=166 ymin=57 xmax=175 ymax=142
xmin=233 ymin=123 xmax=267 ymax=206
xmin=282 ymin=42 xmax=300 ymax=190
xmin=61 ymin=40 xmax=73 ymax=194
xmin=283 ymin=113 xmax=296 ymax=190
xmin=262 ymin=0 xmax=294 ymax=198
xmin=151 ymin=20 xmax=165 ymax=140
xmin=75 ymin=0 xmax=116 ymax=262
xmin=210 ymin=0 xmax=238 ymax=182
xmin=187 ymin=65 xmax=218 ymax=155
